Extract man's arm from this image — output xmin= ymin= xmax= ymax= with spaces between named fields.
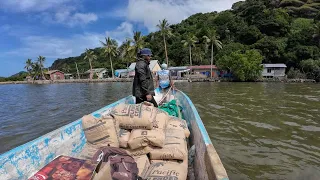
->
xmin=136 ymin=62 xmax=151 ymax=96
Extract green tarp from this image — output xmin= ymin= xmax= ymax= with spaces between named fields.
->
xmin=158 ymin=100 xmax=184 ymax=119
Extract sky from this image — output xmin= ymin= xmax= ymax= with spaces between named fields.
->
xmin=0 ymin=0 xmax=239 ymax=77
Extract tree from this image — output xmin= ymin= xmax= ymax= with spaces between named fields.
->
xmin=217 ymin=49 xmax=263 ymax=81
xmin=132 ymin=31 xmax=145 ymax=56
xmin=203 ymin=29 xmax=223 ymax=78
xmin=31 ymin=62 xmax=41 ymax=80
xmin=37 ymin=56 xmax=46 ymax=80
xmin=157 ymin=19 xmax=173 ymax=66
xmin=62 ymin=64 xmax=71 ymax=73
xmin=181 ymin=34 xmax=198 ymax=66
xmin=300 ymin=59 xmax=320 ymax=80
xmin=120 ymin=39 xmax=135 ymax=75
xmin=84 ymin=48 xmax=97 ymax=79
xmin=101 ymin=37 xmax=118 ymax=78
xmin=24 ymin=59 xmax=33 ymax=75
xmin=313 ymin=22 xmax=320 ymax=47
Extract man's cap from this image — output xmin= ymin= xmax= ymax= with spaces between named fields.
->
xmin=139 ymin=48 xmax=152 ymax=56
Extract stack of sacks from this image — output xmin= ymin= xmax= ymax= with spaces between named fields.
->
xmin=81 ymin=103 xmax=190 ymax=180
xmin=144 ymin=116 xmax=190 ymax=180
xmin=110 ymin=103 xmax=169 ymax=176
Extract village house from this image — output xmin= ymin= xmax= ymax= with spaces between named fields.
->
xmin=188 ymin=65 xmax=219 ymax=78
xmin=45 ymin=70 xmax=65 ymax=80
xmin=262 ymin=64 xmax=287 ymax=78
xmin=127 ymin=60 xmax=161 ymax=77
xmin=81 ymin=68 xmax=108 ymax=79
xmin=168 ymin=66 xmax=190 ymax=79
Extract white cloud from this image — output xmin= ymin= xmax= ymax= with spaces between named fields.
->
xmin=105 ymin=22 xmax=134 ymax=45
xmin=6 ymin=33 xmax=105 ymax=59
xmin=124 ymin=0 xmax=240 ymax=31
xmin=54 ymin=11 xmax=98 ymax=27
xmin=0 ymin=0 xmax=97 ymax=27
xmin=0 ymin=0 xmax=75 ymax=12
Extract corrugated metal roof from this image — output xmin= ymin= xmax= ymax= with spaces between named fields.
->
xmin=188 ymin=65 xmax=217 ymax=70
xmin=263 ymin=64 xmax=287 ymax=68
xmin=45 ymin=70 xmax=64 ymax=74
xmin=168 ymin=66 xmax=188 ymax=70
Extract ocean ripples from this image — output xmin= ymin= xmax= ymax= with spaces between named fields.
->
xmin=178 ymin=82 xmax=320 ymax=180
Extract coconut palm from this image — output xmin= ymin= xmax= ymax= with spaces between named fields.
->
xmin=37 ymin=56 xmax=46 ymax=80
xmin=181 ymin=34 xmax=198 ymax=66
xmin=24 ymin=59 xmax=33 ymax=75
xmin=31 ymin=62 xmax=41 ymax=80
xmin=101 ymin=37 xmax=118 ymax=78
xmin=203 ymin=29 xmax=223 ymax=78
xmin=313 ymin=22 xmax=320 ymax=48
xmin=132 ymin=31 xmax=145 ymax=56
xmin=84 ymin=48 xmax=97 ymax=80
xmin=120 ymin=39 xmax=135 ymax=75
xmin=157 ymin=19 xmax=173 ymax=66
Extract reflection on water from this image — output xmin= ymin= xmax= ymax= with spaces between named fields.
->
xmin=0 ymin=82 xmax=319 ymax=180
xmin=177 ymin=82 xmax=320 ymax=180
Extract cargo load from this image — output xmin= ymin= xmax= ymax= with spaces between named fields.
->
xmin=167 ymin=116 xmax=190 ymax=138
xmin=149 ymin=129 xmax=187 ymax=161
xmin=128 ymin=129 xmax=165 ymax=149
xmin=143 ymin=161 xmax=188 ymax=180
xmin=119 ymin=129 xmax=131 ymax=148
xmin=82 ymin=114 xmax=119 ymax=147
xmin=111 ymin=103 xmax=155 ymax=130
xmin=152 ymin=108 xmax=169 ymax=129
xmin=125 ymin=146 xmax=153 ymax=156
xmin=133 ymin=155 xmax=150 ymax=177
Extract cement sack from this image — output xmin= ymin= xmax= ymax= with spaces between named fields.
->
xmin=152 ymin=108 xmax=169 ymax=129
xmin=111 ymin=103 xmax=155 ymax=130
xmin=149 ymin=129 xmax=187 ymax=161
xmin=78 ymin=144 xmax=100 ymax=160
xmin=82 ymin=114 xmax=119 ymax=147
xmin=167 ymin=116 xmax=190 ymax=138
xmin=126 ymin=146 xmax=152 ymax=156
xmin=128 ymin=129 xmax=165 ymax=149
xmin=119 ymin=129 xmax=131 ymax=148
xmin=143 ymin=161 xmax=188 ymax=180
xmin=133 ymin=155 xmax=150 ymax=177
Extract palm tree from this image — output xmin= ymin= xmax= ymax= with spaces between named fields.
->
xmin=132 ymin=31 xmax=145 ymax=56
xmin=84 ymin=48 xmax=97 ymax=80
xmin=313 ymin=22 xmax=320 ymax=48
xmin=157 ymin=19 xmax=173 ymax=66
xmin=203 ymin=29 xmax=222 ymax=78
xmin=37 ymin=56 xmax=46 ymax=80
xmin=181 ymin=34 xmax=198 ymax=66
xmin=101 ymin=37 xmax=118 ymax=78
xmin=120 ymin=39 xmax=135 ymax=76
xmin=24 ymin=59 xmax=33 ymax=75
xmin=31 ymin=62 xmax=41 ymax=80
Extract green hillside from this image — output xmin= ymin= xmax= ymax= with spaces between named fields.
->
xmin=46 ymin=0 xmax=320 ymax=81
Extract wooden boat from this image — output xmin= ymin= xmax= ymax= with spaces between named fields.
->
xmin=0 ymin=89 xmax=229 ymax=180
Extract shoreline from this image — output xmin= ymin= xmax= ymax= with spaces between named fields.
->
xmin=0 ymin=78 xmax=317 ymax=85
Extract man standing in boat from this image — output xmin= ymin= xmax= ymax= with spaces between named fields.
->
xmin=156 ymin=63 xmax=174 ymax=102
xmin=132 ymin=48 xmax=158 ymax=107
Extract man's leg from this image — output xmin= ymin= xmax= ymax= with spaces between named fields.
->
xmin=136 ymin=96 xmax=158 ymax=107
